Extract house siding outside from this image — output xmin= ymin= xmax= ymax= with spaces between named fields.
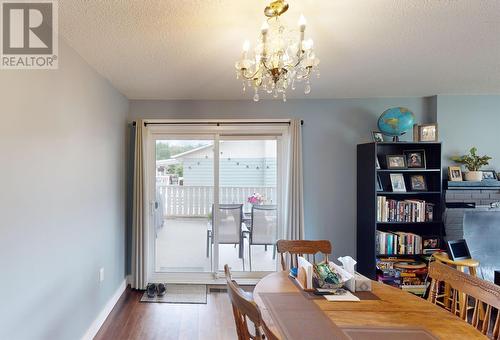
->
xmin=176 ymin=140 xmax=277 ymax=187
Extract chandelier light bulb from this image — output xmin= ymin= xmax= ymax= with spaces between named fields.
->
xmin=261 ymin=21 xmax=270 ymax=35
xmin=298 ymin=14 xmax=307 ymax=30
xmin=242 ymin=40 xmax=250 ymax=52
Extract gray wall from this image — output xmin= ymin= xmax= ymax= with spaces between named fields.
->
xmin=0 ymin=40 xmax=128 ymax=339
xmin=129 ymin=98 xmax=435 ymax=261
xmin=437 ymin=95 xmax=500 ymax=170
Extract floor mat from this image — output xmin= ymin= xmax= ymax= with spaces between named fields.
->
xmin=140 ymin=284 xmax=207 ymax=304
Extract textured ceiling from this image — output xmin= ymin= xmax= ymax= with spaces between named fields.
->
xmin=60 ymin=0 xmax=500 ymax=100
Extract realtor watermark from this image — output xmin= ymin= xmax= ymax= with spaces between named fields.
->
xmin=1 ymin=0 xmax=58 ymax=69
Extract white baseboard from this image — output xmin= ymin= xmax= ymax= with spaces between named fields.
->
xmin=81 ymin=279 xmax=127 ymax=340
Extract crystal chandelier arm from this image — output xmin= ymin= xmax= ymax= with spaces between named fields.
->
xmin=239 ymin=67 xmax=261 ymax=80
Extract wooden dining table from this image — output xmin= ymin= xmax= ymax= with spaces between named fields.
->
xmin=253 ymin=271 xmax=487 ymax=339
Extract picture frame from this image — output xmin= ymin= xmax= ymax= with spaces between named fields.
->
xmin=422 ymin=236 xmax=440 ymax=250
xmin=482 ymin=170 xmax=498 ymax=180
xmin=404 ymin=150 xmax=426 ymax=169
xmin=386 ymin=155 xmax=407 ymax=169
xmin=372 ymin=131 xmax=384 ymax=143
xmin=413 ymin=123 xmax=439 ymax=142
xmin=376 ymin=156 xmax=381 ymax=169
xmin=376 ymin=175 xmax=383 ymax=192
xmin=410 ymin=175 xmax=427 ymax=191
xmin=390 ymin=173 xmax=406 ymax=192
xmin=448 ymin=166 xmax=463 ymax=182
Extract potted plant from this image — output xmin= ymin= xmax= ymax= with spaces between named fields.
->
xmin=451 ymin=147 xmax=492 ymax=181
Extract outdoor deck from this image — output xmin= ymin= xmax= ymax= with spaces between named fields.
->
xmin=155 ymin=218 xmax=276 ymax=273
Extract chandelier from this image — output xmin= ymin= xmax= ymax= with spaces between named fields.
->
xmin=235 ymin=0 xmax=320 ymax=102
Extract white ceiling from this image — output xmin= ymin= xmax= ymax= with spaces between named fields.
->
xmin=60 ymin=0 xmax=500 ymax=100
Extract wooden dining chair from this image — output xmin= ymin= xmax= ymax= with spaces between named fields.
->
xmin=224 ymin=265 xmax=278 ymax=340
xmin=276 ymin=240 xmax=332 ymax=271
xmin=427 ymin=261 xmax=500 ymax=339
xmin=432 ymin=251 xmax=480 ymax=311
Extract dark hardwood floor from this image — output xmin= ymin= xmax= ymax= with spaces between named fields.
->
xmin=95 ymin=287 xmax=237 ymax=340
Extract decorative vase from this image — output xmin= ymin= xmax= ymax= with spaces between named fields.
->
xmin=464 ymin=171 xmax=483 ymax=182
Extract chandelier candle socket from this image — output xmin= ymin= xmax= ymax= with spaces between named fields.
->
xmin=235 ymin=0 xmax=320 ymax=102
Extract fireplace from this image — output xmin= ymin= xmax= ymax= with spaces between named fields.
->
xmin=444 ymin=188 xmax=500 ymax=283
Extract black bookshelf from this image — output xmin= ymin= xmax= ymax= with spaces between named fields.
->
xmin=356 ymin=142 xmax=444 ymax=280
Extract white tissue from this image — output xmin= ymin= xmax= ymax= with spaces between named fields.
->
xmin=338 ymin=256 xmax=357 ymax=292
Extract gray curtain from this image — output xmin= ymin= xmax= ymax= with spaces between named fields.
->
xmin=286 ymin=119 xmax=305 ymax=240
xmin=131 ymin=120 xmax=147 ymax=289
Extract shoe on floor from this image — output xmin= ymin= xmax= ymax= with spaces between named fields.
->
xmin=157 ymin=283 xmax=167 ymax=297
xmin=146 ymin=283 xmax=157 ymax=298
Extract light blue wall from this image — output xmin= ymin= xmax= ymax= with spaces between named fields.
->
xmin=0 ymin=40 xmax=128 ymax=339
xmin=437 ymin=95 xmax=500 ymax=171
xmin=129 ymin=97 xmax=435 ymax=261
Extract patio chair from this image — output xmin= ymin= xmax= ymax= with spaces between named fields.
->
xmin=206 ymin=204 xmax=245 ymax=270
xmin=248 ymin=205 xmax=278 ymax=272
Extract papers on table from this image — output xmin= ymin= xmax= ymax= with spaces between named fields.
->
xmin=324 ymin=290 xmax=360 ymax=302
xmin=297 ymin=256 xmax=313 ymax=289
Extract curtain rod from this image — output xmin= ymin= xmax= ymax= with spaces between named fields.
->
xmin=132 ymin=120 xmax=304 ymax=127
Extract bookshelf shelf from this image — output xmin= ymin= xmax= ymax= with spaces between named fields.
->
xmin=376 ymin=191 xmax=441 ymax=195
xmin=376 ymin=254 xmax=426 ymax=258
xmin=357 ymin=142 xmax=444 ymax=283
xmin=376 ymin=221 xmax=440 ymax=225
xmin=377 ymin=169 xmax=441 ymax=173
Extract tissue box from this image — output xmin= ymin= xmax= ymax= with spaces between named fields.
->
xmin=354 ymin=272 xmax=372 ymax=292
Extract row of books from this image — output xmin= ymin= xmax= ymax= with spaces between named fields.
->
xmin=377 ymin=196 xmax=434 ymax=222
xmin=375 ymin=230 xmax=423 ymax=255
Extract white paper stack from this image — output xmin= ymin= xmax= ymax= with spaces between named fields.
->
xmin=297 ymin=256 xmax=313 ymax=289
xmin=324 ymin=291 xmax=360 ymax=302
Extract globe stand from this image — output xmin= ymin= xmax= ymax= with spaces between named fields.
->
xmin=392 ymin=132 xmax=406 ymax=142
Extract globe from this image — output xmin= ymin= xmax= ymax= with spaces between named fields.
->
xmin=377 ymin=107 xmax=415 ymax=141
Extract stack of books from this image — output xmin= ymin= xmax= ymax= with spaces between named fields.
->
xmin=375 ymin=230 xmax=423 ymax=255
xmin=376 ymin=258 xmax=428 ymax=296
xmin=377 ymin=196 xmax=434 ymax=222
xmin=376 ymin=258 xmax=401 ymax=288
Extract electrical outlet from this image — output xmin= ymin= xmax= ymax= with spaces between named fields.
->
xmin=99 ymin=268 xmax=104 ymax=282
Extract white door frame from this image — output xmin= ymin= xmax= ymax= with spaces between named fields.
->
xmin=144 ymin=120 xmax=290 ymax=283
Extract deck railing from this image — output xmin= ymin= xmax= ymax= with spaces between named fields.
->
xmin=157 ymin=185 xmax=276 ymax=217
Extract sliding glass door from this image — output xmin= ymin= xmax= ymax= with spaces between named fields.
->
xmin=146 ymin=122 xmax=287 ymax=282
xmin=216 ymin=137 xmax=279 ymax=273
xmin=153 ymin=137 xmax=214 ymax=273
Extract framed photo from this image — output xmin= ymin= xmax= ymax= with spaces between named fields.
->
xmin=372 ymin=131 xmax=384 ymax=143
xmin=413 ymin=123 xmax=439 ymax=142
xmin=386 ymin=155 xmax=407 ymax=169
xmin=376 ymin=156 xmax=381 ymax=169
xmin=410 ymin=175 xmax=427 ymax=191
xmin=422 ymin=236 xmax=440 ymax=250
xmin=390 ymin=173 xmax=406 ymax=192
xmin=482 ymin=170 xmax=498 ymax=180
xmin=448 ymin=166 xmax=463 ymax=182
xmin=404 ymin=150 xmax=426 ymax=169
xmin=376 ymin=175 xmax=383 ymax=192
